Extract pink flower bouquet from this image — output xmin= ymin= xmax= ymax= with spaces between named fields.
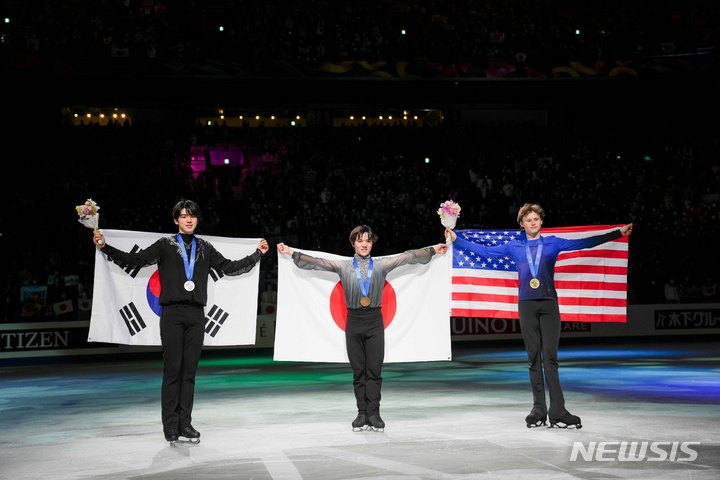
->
xmin=75 ymin=198 xmax=103 ymax=244
xmin=437 ymin=200 xmax=461 ymax=229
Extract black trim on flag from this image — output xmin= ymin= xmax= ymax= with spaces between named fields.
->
xmin=209 ymin=268 xmax=224 ymax=282
xmin=120 ymin=302 xmax=147 ymax=336
xmin=205 ymin=304 xmax=229 ymax=337
xmin=123 ymin=246 xmax=143 ymax=277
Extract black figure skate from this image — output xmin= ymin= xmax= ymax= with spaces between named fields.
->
xmin=352 ymin=413 xmax=368 ymax=432
xmin=366 ymin=414 xmax=385 ymax=432
xmin=549 ymin=411 xmax=582 ymax=429
xmin=525 ymin=407 xmax=547 ymax=428
xmin=164 ymin=429 xmax=179 ymax=443
xmin=168 ymin=425 xmax=201 ymax=446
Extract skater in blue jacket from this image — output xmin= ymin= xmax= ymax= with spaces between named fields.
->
xmin=447 ymin=203 xmax=632 ymax=428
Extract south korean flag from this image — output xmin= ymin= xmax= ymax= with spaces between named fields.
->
xmin=88 ymin=229 xmax=262 ymax=346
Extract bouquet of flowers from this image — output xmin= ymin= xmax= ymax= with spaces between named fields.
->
xmin=437 ymin=200 xmax=461 ymax=230
xmin=75 ymin=198 xmax=103 ymax=245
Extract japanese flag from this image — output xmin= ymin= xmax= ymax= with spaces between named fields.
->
xmin=274 ymin=247 xmax=453 ymax=363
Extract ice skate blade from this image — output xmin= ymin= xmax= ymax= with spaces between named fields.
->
xmin=170 ymin=438 xmax=201 ymax=447
xmin=352 ymin=426 xmax=368 ymax=432
xmin=549 ymin=422 xmax=582 ymax=429
xmin=367 ymin=426 xmax=384 ymax=432
xmin=526 ymin=421 xmax=547 ymax=428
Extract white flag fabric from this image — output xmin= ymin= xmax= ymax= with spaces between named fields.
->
xmin=88 ymin=229 xmax=262 ymax=346
xmin=274 ymin=247 xmax=453 ymax=363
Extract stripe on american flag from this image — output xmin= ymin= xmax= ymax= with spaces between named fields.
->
xmin=451 ymin=225 xmax=628 ymax=322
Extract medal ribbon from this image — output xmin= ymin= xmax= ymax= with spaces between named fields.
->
xmin=524 ymin=236 xmax=543 ymax=281
xmin=177 ymin=234 xmax=196 ymax=284
xmin=353 ymin=257 xmax=373 ymax=298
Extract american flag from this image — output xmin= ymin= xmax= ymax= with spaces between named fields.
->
xmin=451 ymin=225 xmax=628 ymax=322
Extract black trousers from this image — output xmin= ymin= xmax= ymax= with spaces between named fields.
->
xmin=345 ymin=307 xmax=384 ymax=416
xmin=159 ymin=304 xmax=205 ymax=432
xmin=518 ymin=299 xmax=566 ymax=418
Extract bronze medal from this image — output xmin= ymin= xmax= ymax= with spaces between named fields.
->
xmin=530 ymin=278 xmax=540 ymax=289
xmin=360 ymin=296 xmax=371 ymax=308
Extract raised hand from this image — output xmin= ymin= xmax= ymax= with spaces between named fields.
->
xmin=258 ymin=238 xmax=270 ymax=254
xmin=277 ymin=242 xmax=294 ymax=255
xmin=434 ymin=243 xmax=448 ymax=255
xmin=93 ymin=230 xmax=106 ymax=249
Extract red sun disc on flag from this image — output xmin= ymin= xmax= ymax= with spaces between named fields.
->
xmin=329 ymin=280 xmax=397 ymax=331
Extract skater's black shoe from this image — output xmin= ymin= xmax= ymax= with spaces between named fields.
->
xmin=352 ymin=414 xmax=367 ymax=431
xmin=367 ymin=414 xmax=385 ymax=431
xmin=180 ymin=425 xmax=201 ymax=439
xmin=549 ymin=411 xmax=582 ymax=429
xmin=164 ymin=429 xmax=179 ymax=442
xmin=525 ymin=407 xmax=547 ymax=428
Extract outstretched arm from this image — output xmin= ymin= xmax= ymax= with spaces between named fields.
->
xmin=382 ymin=245 xmax=441 ymax=272
xmin=556 ymin=225 xmax=629 ymax=252
xmin=278 ymin=243 xmax=343 ymax=273
xmin=445 ymin=228 xmax=508 ymax=258
xmin=94 ymin=233 xmax=163 ymax=268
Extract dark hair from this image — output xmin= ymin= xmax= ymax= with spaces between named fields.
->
xmin=172 ymin=199 xmax=202 ymax=220
xmin=349 ymin=224 xmax=378 ymax=246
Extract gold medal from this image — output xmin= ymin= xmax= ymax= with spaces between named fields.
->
xmin=360 ymin=296 xmax=371 ymax=308
xmin=530 ymin=278 xmax=540 ymax=289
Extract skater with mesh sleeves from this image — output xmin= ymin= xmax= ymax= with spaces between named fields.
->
xmin=446 ymin=203 xmax=632 ymax=429
xmin=277 ymin=225 xmax=448 ymax=431
xmin=92 ymin=199 xmax=269 ymax=443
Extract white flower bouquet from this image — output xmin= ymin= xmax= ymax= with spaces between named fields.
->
xmin=437 ymin=200 xmax=461 ymax=229
xmin=75 ymin=198 xmax=103 ymax=245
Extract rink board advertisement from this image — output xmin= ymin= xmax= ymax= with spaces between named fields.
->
xmin=2 ymin=304 xmax=718 ymax=360
xmin=450 ymin=303 xmax=720 ymax=340
xmin=87 ymin=229 xmax=262 ymax=347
